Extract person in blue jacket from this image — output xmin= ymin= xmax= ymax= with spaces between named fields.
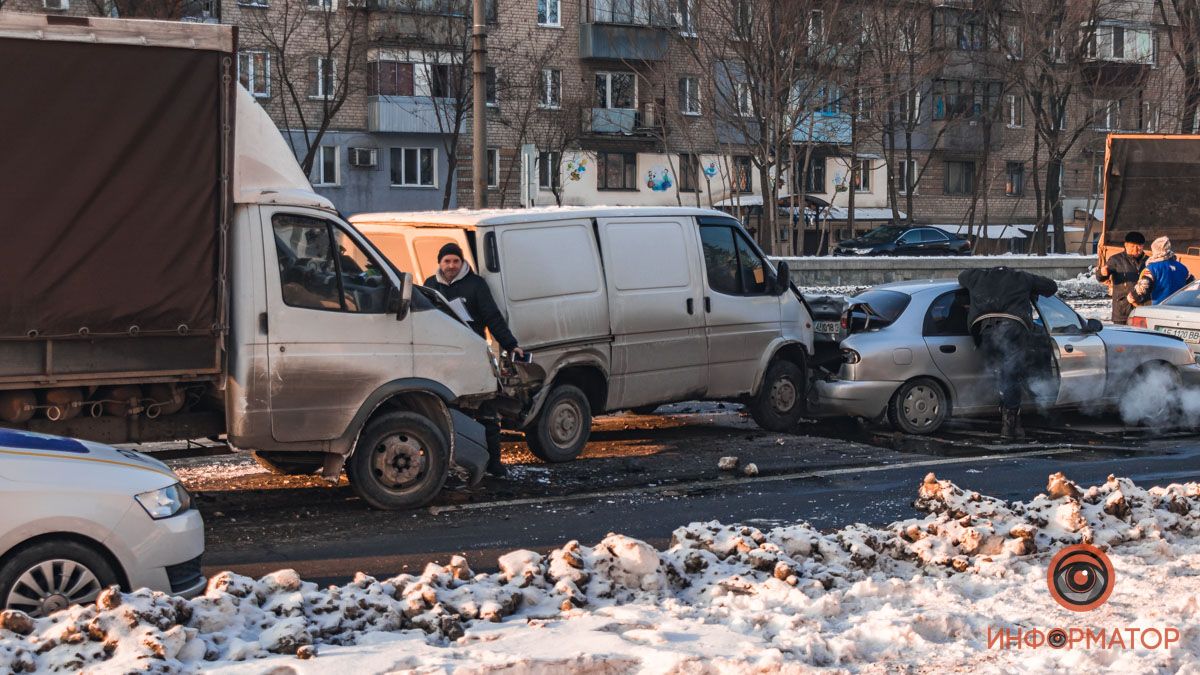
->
xmin=1129 ymin=237 xmax=1193 ymax=306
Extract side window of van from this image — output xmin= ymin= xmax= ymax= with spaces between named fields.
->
xmin=700 ymin=224 xmax=770 ymax=296
xmin=273 ymin=214 xmax=388 ymax=313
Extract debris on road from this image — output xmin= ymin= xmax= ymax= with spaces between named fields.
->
xmin=717 ymin=456 xmax=739 ymax=471
xmin=742 ymin=463 xmax=759 ymax=477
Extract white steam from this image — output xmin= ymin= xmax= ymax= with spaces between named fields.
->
xmin=1118 ymin=366 xmax=1200 ymax=428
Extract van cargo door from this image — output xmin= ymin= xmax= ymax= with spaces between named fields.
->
xmin=597 ymin=217 xmax=708 ymax=407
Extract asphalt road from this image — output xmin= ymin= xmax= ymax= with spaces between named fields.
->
xmin=155 ymin=404 xmax=1200 ymax=586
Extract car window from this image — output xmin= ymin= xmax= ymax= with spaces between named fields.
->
xmin=897 ymin=230 xmax=920 ymax=245
xmin=849 ymin=289 xmax=911 ymax=323
xmin=1162 ymin=280 xmax=1200 ymax=307
xmin=924 ymin=290 xmax=971 ymax=336
xmin=920 ymin=229 xmax=948 ymax=243
xmin=860 ymin=225 xmax=905 ymax=243
xmin=700 ymin=224 xmax=771 ymax=295
xmin=1035 ymin=295 xmax=1083 ymax=334
xmin=274 ymin=214 xmax=388 ymax=314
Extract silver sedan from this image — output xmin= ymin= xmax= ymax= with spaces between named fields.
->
xmin=1129 ymin=280 xmax=1200 ymax=360
xmin=814 ymin=280 xmax=1200 ymax=434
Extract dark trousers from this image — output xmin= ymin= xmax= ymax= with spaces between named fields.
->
xmin=976 ymin=317 xmax=1030 ymax=411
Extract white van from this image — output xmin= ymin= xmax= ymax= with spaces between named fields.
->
xmin=351 ymin=208 xmax=814 ymax=462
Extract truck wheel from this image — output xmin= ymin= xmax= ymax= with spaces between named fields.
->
xmin=251 ymin=451 xmax=321 ymax=476
xmin=887 ymin=378 xmax=948 ymax=435
xmin=749 ymin=359 xmax=806 ymax=432
xmin=525 ymin=384 xmax=592 ymax=463
xmin=0 ymin=539 xmax=120 ymax=618
xmin=346 ymin=412 xmax=448 ymax=510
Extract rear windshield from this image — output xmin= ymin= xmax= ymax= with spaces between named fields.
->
xmin=848 ymin=290 xmax=911 ymax=323
xmin=1162 ymin=281 xmax=1200 ymax=307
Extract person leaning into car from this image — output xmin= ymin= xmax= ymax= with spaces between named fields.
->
xmin=1096 ymin=231 xmax=1147 ymax=325
xmin=958 ymin=266 xmax=1058 ymax=442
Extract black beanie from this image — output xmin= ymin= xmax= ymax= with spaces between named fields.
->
xmin=438 ymin=242 xmax=465 ymax=262
xmin=1124 ymin=231 xmax=1146 ymax=245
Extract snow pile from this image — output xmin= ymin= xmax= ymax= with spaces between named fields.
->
xmin=1055 ymin=269 xmax=1109 ymax=300
xmin=5 ymin=472 xmax=1200 ymax=673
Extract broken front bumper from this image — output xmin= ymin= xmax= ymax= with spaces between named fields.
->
xmin=449 ymin=409 xmax=488 ymax=486
xmin=812 ymin=379 xmax=900 ymax=420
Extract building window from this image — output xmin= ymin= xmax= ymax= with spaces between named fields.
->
xmin=932 ymin=80 xmax=1000 ymax=120
xmin=1006 ymin=94 xmax=1024 ymax=127
xmin=895 ymin=89 xmax=920 ymax=125
xmin=1093 ymin=99 xmax=1120 ymax=130
xmin=368 ymin=61 xmax=415 ymax=97
xmin=734 ymin=0 xmax=752 ymax=40
xmin=679 ymin=153 xmax=700 ymax=192
xmin=732 ymin=155 xmax=753 ymax=193
xmin=1051 ymin=100 xmax=1068 ymax=130
xmin=238 ymin=50 xmax=271 ymax=98
xmin=540 ymin=68 xmax=562 ymax=108
xmin=1090 ymin=25 xmax=1155 ymax=64
xmin=945 ymin=160 xmax=976 ymax=195
xmin=598 ymin=152 xmax=638 ymax=190
xmin=808 ymin=10 xmax=824 ymax=44
xmin=310 ymin=56 xmax=335 ymax=99
xmin=389 ymin=147 xmax=437 ymax=187
xmin=538 ymin=0 xmax=560 ymax=26
xmin=313 ymin=146 xmax=338 ymax=186
xmin=735 ymin=82 xmax=754 ymax=116
xmin=1005 ymin=24 xmax=1023 ymax=59
xmin=538 ymin=151 xmax=561 ymax=189
xmin=1092 ymin=163 xmax=1104 ymax=195
xmin=679 ymin=76 xmax=701 ymax=115
xmin=798 ymin=155 xmax=825 ymax=193
xmin=899 ymin=26 xmax=914 ymax=52
xmin=852 ymin=159 xmax=871 ymax=192
xmin=238 ymin=0 xmax=268 ymax=6
xmin=306 ymin=0 xmax=334 ymax=10
xmin=486 ymin=149 xmax=500 ymax=188
xmin=596 ymin=72 xmax=636 ymax=109
xmin=430 ymin=64 xmax=459 ymax=98
xmin=1005 ymin=161 xmax=1024 ymax=197
xmin=677 ymin=0 xmax=696 ymax=35
xmin=486 ymin=67 xmax=498 ymax=107
xmin=894 ymin=159 xmax=917 ymax=195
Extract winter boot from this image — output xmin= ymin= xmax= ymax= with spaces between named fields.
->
xmin=1000 ymin=408 xmax=1025 ymax=442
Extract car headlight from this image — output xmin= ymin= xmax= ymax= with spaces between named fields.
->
xmin=854 ymin=248 xmax=873 ymax=255
xmin=135 ymin=482 xmax=191 ymax=520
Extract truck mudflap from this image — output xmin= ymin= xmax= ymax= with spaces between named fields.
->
xmin=448 ymin=409 xmax=488 ymax=486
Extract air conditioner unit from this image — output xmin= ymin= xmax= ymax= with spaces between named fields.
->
xmin=44 ymin=0 xmax=69 ymax=10
xmin=349 ymin=147 xmax=377 ymax=168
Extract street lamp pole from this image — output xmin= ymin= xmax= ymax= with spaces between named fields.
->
xmin=471 ymin=0 xmax=488 ymax=209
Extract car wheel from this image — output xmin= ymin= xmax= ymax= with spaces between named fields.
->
xmin=0 ymin=539 xmax=120 ymax=618
xmin=346 ymin=412 xmax=449 ymax=510
xmin=748 ymin=359 xmax=807 ymax=432
xmin=887 ymin=378 xmax=949 ymax=435
xmin=251 ymin=451 xmax=322 ymax=476
xmin=630 ymin=405 xmax=660 ymax=415
xmin=525 ymin=384 xmax=592 ymax=463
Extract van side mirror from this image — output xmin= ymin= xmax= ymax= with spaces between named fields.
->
xmin=773 ymin=261 xmax=791 ymax=296
xmin=391 ymin=273 xmax=413 ymax=320
xmin=1084 ymin=318 xmax=1103 ymax=333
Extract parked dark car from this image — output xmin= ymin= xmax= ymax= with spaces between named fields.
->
xmin=833 ymin=226 xmax=972 ymax=256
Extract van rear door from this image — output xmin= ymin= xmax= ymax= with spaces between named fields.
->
xmin=597 ymin=216 xmax=708 ymax=407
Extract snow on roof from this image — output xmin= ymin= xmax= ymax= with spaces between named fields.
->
xmin=931 ymin=223 xmax=1086 ymax=239
xmin=826 ymin=207 xmax=902 ymax=221
xmin=349 ymin=205 xmax=730 ymax=228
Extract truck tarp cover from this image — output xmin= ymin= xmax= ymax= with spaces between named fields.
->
xmin=0 ymin=38 xmax=225 ymax=339
xmin=1105 ymin=136 xmax=1200 ymax=250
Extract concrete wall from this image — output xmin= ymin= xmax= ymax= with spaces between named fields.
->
xmin=775 ymin=255 xmax=1093 ymax=288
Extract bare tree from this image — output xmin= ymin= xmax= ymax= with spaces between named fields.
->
xmin=241 ymin=0 xmax=368 ymax=175
xmin=1156 ymin=0 xmax=1200 ymax=132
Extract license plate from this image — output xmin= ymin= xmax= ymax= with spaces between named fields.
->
xmin=1156 ymin=326 xmax=1200 ymax=343
xmin=814 ymin=321 xmax=840 ymax=334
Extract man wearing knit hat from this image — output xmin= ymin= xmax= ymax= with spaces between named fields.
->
xmin=1129 ymin=236 xmax=1193 ymax=307
xmin=424 ymin=242 xmax=523 ymax=477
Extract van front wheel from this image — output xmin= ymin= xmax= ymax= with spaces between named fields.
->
xmin=525 ymin=384 xmax=592 ymax=463
xmin=749 ymin=359 xmax=806 ymax=432
xmin=346 ymin=412 xmax=449 ymax=510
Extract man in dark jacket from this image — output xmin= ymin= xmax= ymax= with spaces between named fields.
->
xmin=1096 ymin=231 xmax=1147 ymax=324
xmin=958 ymin=267 xmax=1058 ymax=441
xmin=424 ymin=242 xmax=523 ymax=477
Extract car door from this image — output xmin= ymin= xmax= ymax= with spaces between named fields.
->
xmin=923 ymin=289 xmax=997 ymax=411
xmin=264 ymin=208 xmax=411 ymax=443
xmin=697 ymin=218 xmax=783 ymax=398
xmin=920 ymin=228 xmax=952 ymax=255
xmin=1035 ymin=295 xmax=1107 ymax=406
xmin=597 ymin=216 xmax=708 ymax=406
xmin=894 ymin=230 xmax=922 ymax=255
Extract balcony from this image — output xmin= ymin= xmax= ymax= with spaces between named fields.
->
xmin=367 ymin=96 xmax=463 ymax=135
xmin=940 ymin=120 xmax=1003 ymax=153
xmin=793 ymin=113 xmax=852 ymax=145
xmin=579 ymin=22 xmax=669 ymax=61
xmin=583 ymin=103 xmax=663 ymax=137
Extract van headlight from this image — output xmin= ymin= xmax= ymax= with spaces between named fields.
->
xmin=135 ymin=482 xmax=191 ymax=520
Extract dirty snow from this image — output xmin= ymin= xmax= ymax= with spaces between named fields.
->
xmin=5 ymin=472 xmax=1200 ymax=673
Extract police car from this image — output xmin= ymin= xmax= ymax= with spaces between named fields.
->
xmin=0 ymin=429 xmax=205 ymax=617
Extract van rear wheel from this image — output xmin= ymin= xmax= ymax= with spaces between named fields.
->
xmin=748 ymin=359 xmax=806 ymax=432
xmin=346 ymin=412 xmax=449 ymax=510
xmin=525 ymin=384 xmax=592 ymax=463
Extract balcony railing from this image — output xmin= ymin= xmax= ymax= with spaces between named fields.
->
xmin=368 ymin=96 xmax=464 ymax=134
xmin=579 ymin=22 xmax=669 ymax=60
xmin=583 ymin=105 xmax=663 ymax=136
